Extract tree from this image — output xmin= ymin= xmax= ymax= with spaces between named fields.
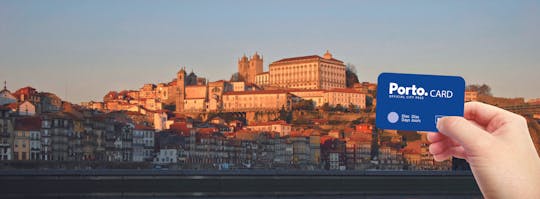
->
xmin=348 ymin=103 xmax=358 ymax=113
xmin=321 ymin=103 xmax=333 ymax=112
xmin=293 ymin=99 xmax=315 ymax=111
xmin=230 ymin=72 xmax=245 ymax=82
xmin=346 ymin=63 xmax=360 ymax=88
xmin=466 ymin=84 xmax=492 ymax=96
xmin=278 ymin=106 xmax=292 ymax=123
xmin=335 ymin=104 xmax=344 ymax=112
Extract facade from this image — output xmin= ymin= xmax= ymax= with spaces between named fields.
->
xmin=0 ymin=106 xmax=13 ymax=160
xmin=139 ymin=84 xmax=156 ymax=99
xmin=268 ymin=51 xmax=346 ymax=89
xmin=109 ymin=122 xmax=133 ymax=162
xmin=207 ymin=80 xmax=232 ymax=112
xmin=290 ymin=136 xmax=312 ymax=169
xmin=45 ymin=114 xmax=70 ymax=161
xmin=289 ymin=90 xmax=325 ymax=107
xmin=323 ymin=88 xmax=366 ymax=109
xmin=156 ymin=83 xmax=170 ymax=104
xmin=231 ymin=81 xmax=246 ymax=92
xmin=246 ymin=120 xmax=291 ymax=137
xmin=13 ymin=87 xmax=41 ymax=113
xmin=80 ymin=101 xmax=104 ymax=110
xmin=255 ymin=72 xmax=269 ymax=88
xmin=184 ymin=85 xmax=207 ymax=112
xmin=132 ymin=125 xmax=154 ymax=162
xmin=321 ymin=138 xmax=346 ymax=170
xmin=377 ymin=146 xmax=405 ymax=170
xmin=290 ymin=89 xmax=366 ymax=109
xmin=309 ymin=135 xmax=321 ymax=167
xmin=13 ymin=117 xmax=41 ymax=160
xmin=274 ymin=138 xmax=293 ymax=167
xmin=222 ymin=90 xmax=294 ymax=112
xmin=154 ymin=149 xmax=178 ymax=165
xmin=238 ymin=53 xmax=263 ymax=85
xmin=345 ymin=132 xmax=373 ymax=170
xmin=6 ymin=101 xmax=37 ymax=116
xmin=153 ymin=111 xmax=167 ymax=131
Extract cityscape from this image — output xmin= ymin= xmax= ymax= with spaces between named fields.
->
xmin=2 ymin=1 xmax=539 ymax=197
xmin=1 ymin=50 xmax=539 ymax=171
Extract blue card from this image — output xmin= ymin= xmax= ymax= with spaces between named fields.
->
xmin=375 ymin=72 xmax=465 ymax=132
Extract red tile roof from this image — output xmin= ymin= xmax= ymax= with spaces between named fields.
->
xmin=15 ymin=117 xmax=41 ymax=131
xmin=324 ymin=88 xmax=362 ymax=94
xmin=6 ymin=102 xmax=18 ymax=110
xmin=134 ymin=124 xmax=154 ymax=131
xmin=250 ymin=120 xmax=289 ymax=126
xmin=272 ymin=55 xmax=343 ymax=64
xmin=223 ymin=90 xmax=289 ymax=95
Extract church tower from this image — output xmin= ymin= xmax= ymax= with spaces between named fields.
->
xmin=248 ymin=52 xmax=263 ymax=84
xmin=176 ymin=67 xmax=186 ymax=113
xmin=237 ymin=54 xmax=249 ymax=82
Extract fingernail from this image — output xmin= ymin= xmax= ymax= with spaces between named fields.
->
xmin=436 ymin=117 xmax=444 ymax=131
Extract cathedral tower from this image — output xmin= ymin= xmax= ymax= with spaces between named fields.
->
xmin=248 ymin=52 xmax=263 ymax=84
xmin=238 ymin=54 xmax=249 ymax=82
xmin=237 ymin=52 xmax=263 ymax=84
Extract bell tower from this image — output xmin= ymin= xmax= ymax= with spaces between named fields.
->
xmin=249 ymin=52 xmax=263 ymax=84
xmin=176 ymin=67 xmax=186 ymax=113
xmin=237 ymin=54 xmax=249 ymax=81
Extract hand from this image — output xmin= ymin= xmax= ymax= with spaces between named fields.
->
xmin=428 ymin=101 xmax=540 ymax=199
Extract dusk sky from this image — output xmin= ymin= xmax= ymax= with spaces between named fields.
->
xmin=1 ymin=0 xmax=539 ymax=103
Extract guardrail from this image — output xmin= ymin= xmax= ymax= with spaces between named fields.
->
xmin=0 ymin=169 xmax=480 ymax=197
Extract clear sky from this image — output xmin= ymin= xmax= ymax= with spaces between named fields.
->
xmin=1 ymin=0 xmax=539 ymax=103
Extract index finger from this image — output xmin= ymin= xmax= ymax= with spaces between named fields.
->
xmin=464 ymin=101 xmax=517 ymax=127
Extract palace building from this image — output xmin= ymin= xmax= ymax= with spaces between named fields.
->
xmin=268 ymin=51 xmax=346 ymax=89
xmin=222 ymin=90 xmax=295 ymax=112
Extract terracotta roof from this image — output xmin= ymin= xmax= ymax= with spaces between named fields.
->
xmin=168 ymin=81 xmax=177 ymax=86
xmin=210 ymin=80 xmax=228 ymax=83
xmin=134 ymin=124 xmax=154 ymax=131
xmin=15 ymin=117 xmax=41 ymax=131
xmin=272 ymin=55 xmax=343 ymax=64
xmin=324 ymin=88 xmax=362 ymax=94
xmin=224 ymin=90 xmax=289 ymax=95
xmin=14 ymin=86 xmax=37 ymax=93
xmin=6 ymin=102 xmax=18 ymax=110
xmin=287 ymin=88 xmax=326 ymax=93
xmin=197 ymin=127 xmax=218 ymax=134
xmin=250 ymin=120 xmax=289 ymax=126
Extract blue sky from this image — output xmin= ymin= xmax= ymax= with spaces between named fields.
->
xmin=1 ymin=0 xmax=539 ymax=103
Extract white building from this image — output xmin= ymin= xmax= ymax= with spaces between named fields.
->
xmin=133 ymin=125 xmax=155 ymax=162
xmin=0 ymin=85 xmax=17 ymax=105
xmin=153 ymin=111 xmax=167 ymax=131
xmin=255 ymin=72 xmax=270 ymax=87
xmin=7 ymin=101 xmax=37 ymax=116
xmin=154 ymin=149 xmax=178 ymax=165
xmin=323 ymin=88 xmax=366 ymax=109
xmin=184 ymin=85 xmax=207 ymax=112
xmin=246 ymin=120 xmax=291 ymax=137
xmin=231 ymin=81 xmax=246 ymax=92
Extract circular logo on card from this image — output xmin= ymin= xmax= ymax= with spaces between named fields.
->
xmin=387 ymin=112 xmax=399 ymax=123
